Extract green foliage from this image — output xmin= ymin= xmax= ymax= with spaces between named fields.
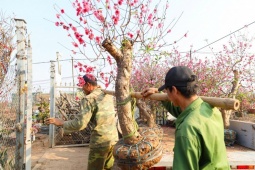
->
xmin=36 ymin=97 xmax=50 ymax=124
xmin=38 ymin=112 xmax=50 ymax=124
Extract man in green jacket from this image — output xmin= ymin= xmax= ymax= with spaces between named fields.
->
xmin=142 ymin=66 xmax=230 ymax=170
xmin=46 ymin=74 xmax=118 ymax=170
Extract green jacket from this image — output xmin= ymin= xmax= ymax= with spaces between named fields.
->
xmin=162 ymin=97 xmax=230 ymax=170
xmin=63 ymin=88 xmax=118 ymax=148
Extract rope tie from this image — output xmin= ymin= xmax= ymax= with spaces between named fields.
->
xmin=116 ymin=95 xmax=132 ymax=106
xmin=116 ymin=92 xmax=138 ymax=139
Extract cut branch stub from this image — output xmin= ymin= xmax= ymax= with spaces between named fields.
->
xmin=102 ymin=38 xmax=123 ymax=61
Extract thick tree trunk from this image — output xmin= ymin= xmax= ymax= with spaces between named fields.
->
xmin=102 ymin=39 xmax=140 ymax=144
xmin=102 ymin=39 xmax=163 ymax=169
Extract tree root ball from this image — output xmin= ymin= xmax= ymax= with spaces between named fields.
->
xmin=113 ymin=126 xmax=163 ymax=170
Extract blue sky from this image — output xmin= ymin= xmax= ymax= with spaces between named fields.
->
xmin=1 ymin=0 xmax=255 ymax=92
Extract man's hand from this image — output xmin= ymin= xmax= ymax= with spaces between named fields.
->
xmin=46 ymin=118 xmax=64 ymax=127
xmin=141 ymin=88 xmax=159 ymax=97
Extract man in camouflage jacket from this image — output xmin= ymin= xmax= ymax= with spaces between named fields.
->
xmin=47 ymin=74 xmax=118 ymax=170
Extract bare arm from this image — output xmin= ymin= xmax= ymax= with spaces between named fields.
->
xmin=141 ymin=87 xmax=159 ymax=97
xmin=46 ymin=118 xmax=64 ymax=126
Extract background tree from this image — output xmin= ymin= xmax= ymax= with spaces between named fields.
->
xmin=131 ymin=56 xmax=169 ymax=127
xmin=167 ymin=30 xmax=255 ymax=128
xmin=0 ymin=13 xmax=15 ymax=88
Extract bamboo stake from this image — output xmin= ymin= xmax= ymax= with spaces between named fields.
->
xmin=102 ymin=90 xmax=240 ymax=110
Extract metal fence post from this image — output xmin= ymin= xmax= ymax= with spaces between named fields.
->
xmin=14 ymin=18 xmax=27 ymax=170
xmin=49 ymin=61 xmax=56 ymax=148
xmin=25 ymin=35 xmax=32 ymax=170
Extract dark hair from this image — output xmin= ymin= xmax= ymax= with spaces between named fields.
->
xmin=167 ymin=83 xmax=199 ymax=98
xmin=83 ymin=74 xmax=97 ymax=86
xmin=86 ymin=80 xmax=97 ymax=86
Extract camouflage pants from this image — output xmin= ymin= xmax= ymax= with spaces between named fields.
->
xmin=87 ymin=145 xmax=114 ymax=170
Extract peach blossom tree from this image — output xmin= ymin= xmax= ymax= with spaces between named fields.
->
xmin=167 ymin=31 xmax=255 ymax=128
xmin=131 ymin=56 xmax=170 ymax=126
xmin=54 ymin=0 xmax=186 ymax=169
xmin=0 ymin=13 xmax=14 ymax=88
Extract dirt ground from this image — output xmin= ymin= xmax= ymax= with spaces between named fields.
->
xmin=31 ymin=126 xmax=252 ymax=170
xmin=232 ymin=113 xmax=255 ymax=123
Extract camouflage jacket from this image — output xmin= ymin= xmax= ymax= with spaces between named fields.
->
xmin=63 ymin=88 xmax=118 ymax=148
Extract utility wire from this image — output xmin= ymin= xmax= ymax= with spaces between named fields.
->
xmin=194 ymin=20 xmax=255 ymax=53
xmin=31 ymin=20 xmax=255 ymax=65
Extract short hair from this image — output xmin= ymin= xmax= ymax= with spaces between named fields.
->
xmin=167 ymin=84 xmax=199 ymax=98
xmin=83 ymin=74 xmax=97 ymax=86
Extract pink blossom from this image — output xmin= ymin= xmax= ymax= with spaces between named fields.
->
xmin=78 ymin=38 xmax=84 ymax=44
xmin=77 ymin=76 xmax=85 ymax=87
xmin=55 ymin=22 xmax=59 ymax=26
xmin=77 ymin=62 xmax=83 ymax=67
xmin=100 ymin=72 xmax=104 ymax=78
xmin=56 ymin=14 xmax=60 ymax=19
xmin=115 ymin=10 xmax=120 ymax=16
xmin=113 ymin=18 xmax=118 ymax=25
xmin=118 ymin=0 xmax=123 ymax=5
xmin=107 ymin=56 xmax=112 ymax=65
xmin=83 ymin=3 xmax=90 ymax=13
xmin=127 ymin=32 xmax=133 ymax=38
xmin=61 ymin=9 xmax=65 ymax=14
xmin=72 ymin=26 xmax=77 ymax=32
xmin=63 ymin=25 xmax=69 ymax=30
xmin=89 ymin=33 xmax=94 ymax=40
xmin=72 ymin=50 xmax=77 ymax=54
xmin=72 ymin=42 xmax=78 ymax=47
xmin=86 ymin=66 xmax=94 ymax=73
xmin=93 ymin=10 xmax=105 ymax=22
xmin=95 ymin=36 xmax=101 ymax=44
xmin=104 ymin=77 xmax=108 ymax=83
xmin=85 ymin=28 xmax=90 ymax=35
xmin=166 ymin=3 xmax=169 ymax=9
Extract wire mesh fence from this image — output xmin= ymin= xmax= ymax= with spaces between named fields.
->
xmin=156 ymin=109 xmax=168 ymax=125
xmin=51 ymin=87 xmax=94 ymax=147
xmin=0 ymin=65 xmax=18 ymax=170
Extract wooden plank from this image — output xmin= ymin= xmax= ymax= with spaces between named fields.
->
xmin=229 ymin=120 xmax=255 ymax=150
